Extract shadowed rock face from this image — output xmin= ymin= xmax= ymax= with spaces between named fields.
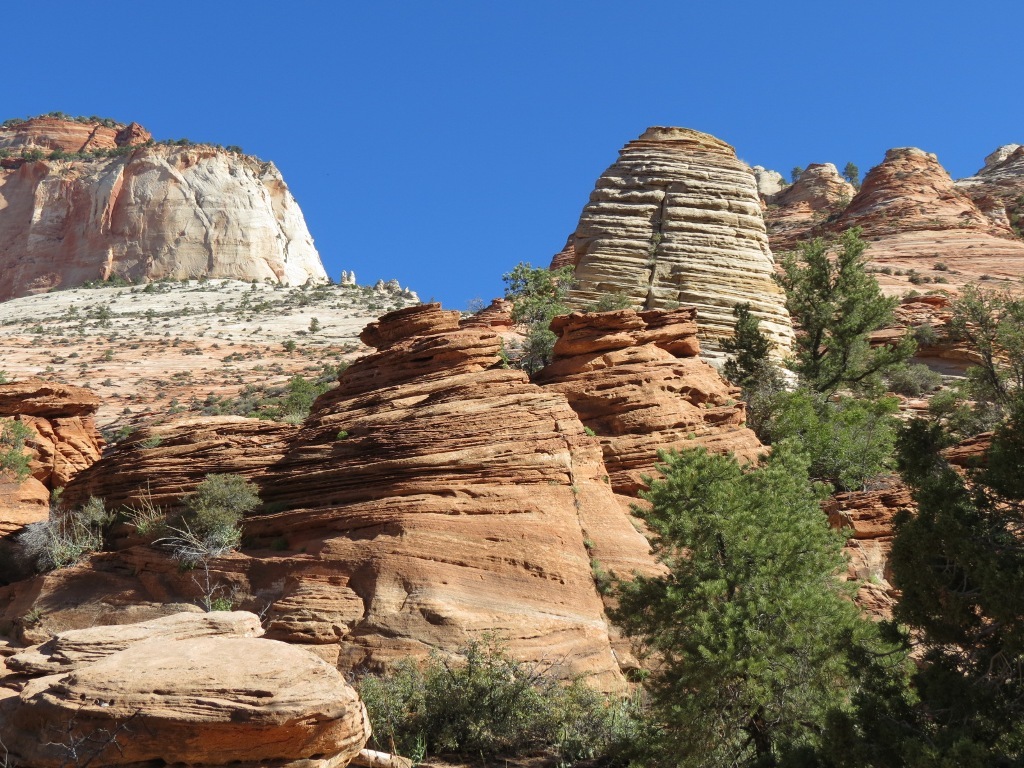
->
xmin=0 ymin=119 xmax=327 ymax=301
xmin=561 ymin=126 xmax=794 ymax=367
xmin=0 ymin=380 xmax=104 ymax=542
xmin=0 ymin=611 xmax=370 ymax=768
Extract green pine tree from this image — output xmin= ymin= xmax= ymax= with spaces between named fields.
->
xmin=776 ymin=227 xmax=914 ymax=395
xmin=612 ymin=442 xmax=890 ymax=767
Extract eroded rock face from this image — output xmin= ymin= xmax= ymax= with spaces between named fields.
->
xmin=0 ymin=120 xmax=327 ymax=300
xmin=0 ymin=611 xmax=369 ymax=768
xmin=765 ymin=163 xmax=856 ymax=251
xmin=564 ymin=127 xmax=794 ymax=366
xmin=537 ymin=308 xmax=764 ymax=508
xmin=0 ymin=380 xmax=104 ymax=540
xmin=751 ymin=166 xmax=786 ymax=198
xmin=16 ymin=305 xmax=637 ymax=689
xmin=0 ymin=116 xmax=151 ymax=154
xmin=958 ymin=144 xmax=1024 ymax=240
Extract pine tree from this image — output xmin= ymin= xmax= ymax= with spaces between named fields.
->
xmin=612 ymin=442 xmax=888 ymax=767
xmin=776 ymin=227 xmax=914 ymax=395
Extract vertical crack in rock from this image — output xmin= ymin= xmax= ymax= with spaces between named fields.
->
xmin=565 ymin=126 xmax=794 ymax=368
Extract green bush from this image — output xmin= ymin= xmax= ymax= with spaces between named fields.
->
xmin=0 ymin=418 xmax=34 ymax=482
xmin=758 ymin=388 xmax=900 ymax=491
xmin=886 ymin=363 xmax=943 ymax=396
xmin=20 ymin=497 xmax=112 ymax=571
xmin=175 ymin=474 xmax=261 ymax=558
xmin=357 ymin=639 xmax=640 ymax=763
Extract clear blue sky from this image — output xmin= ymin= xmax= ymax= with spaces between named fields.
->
xmin=7 ymin=1 xmax=1021 ymax=309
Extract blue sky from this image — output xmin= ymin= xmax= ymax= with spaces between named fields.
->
xmin=7 ymin=1 xmax=1021 ymax=308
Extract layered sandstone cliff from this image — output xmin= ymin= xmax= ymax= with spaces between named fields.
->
xmin=560 ymin=127 xmax=794 ymax=366
xmin=0 ymin=115 xmax=151 ymax=154
xmin=9 ymin=305 xmax=656 ymax=689
xmin=0 ymin=119 xmax=327 ymax=300
xmin=957 ymin=144 xmax=1024 ymax=237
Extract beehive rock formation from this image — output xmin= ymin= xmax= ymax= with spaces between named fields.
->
xmin=0 ymin=611 xmax=370 ymax=768
xmin=0 ymin=118 xmax=327 ymax=300
xmin=561 ymin=127 xmax=794 ymax=366
xmin=958 ymin=144 xmax=1024 ymax=238
xmin=764 ymin=163 xmax=856 ymax=251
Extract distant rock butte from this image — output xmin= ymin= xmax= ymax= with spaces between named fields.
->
xmin=557 ymin=127 xmax=794 ymax=367
xmin=0 ymin=118 xmax=327 ymax=301
xmin=0 ymin=611 xmax=370 ymax=768
xmin=764 ymin=145 xmax=1024 ymax=294
xmin=764 ymin=163 xmax=856 ymax=251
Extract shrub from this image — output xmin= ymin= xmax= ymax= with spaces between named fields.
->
xmin=356 ymin=638 xmax=640 ymax=763
xmin=20 ymin=497 xmax=112 ymax=571
xmin=886 ymin=363 xmax=943 ymax=396
xmin=159 ymin=474 xmax=261 ymax=563
xmin=0 ymin=418 xmax=34 ymax=482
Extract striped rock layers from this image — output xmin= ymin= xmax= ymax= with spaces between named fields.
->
xmin=562 ymin=127 xmax=794 ymax=366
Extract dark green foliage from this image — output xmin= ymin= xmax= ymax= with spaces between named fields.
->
xmin=843 ymin=162 xmax=860 ymax=187
xmin=858 ymin=411 xmax=1024 ymax=765
xmin=755 ymin=388 xmax=900 ymax=492
xmin=776 ymin=228 xmax=915 ymax=395
xmin=502 ymin=262 xmax=575 ymax=374
xmin=949 ymin=285 xmax=1024 ymax=409
xmin=200 ymin=372 xmax=334 ymax=423
xmin=612 ymin=443 xmax=887 ymax=767
xmin=885 ymin=363 xmax=943 ymax=397
xmin=792 ymin=166 xmax=805 ymax=183
xmin=588 ymin=293 xmax=634 ymax=312
xmin=357 ymin=638 xmax=640 ymax=763
xmin=0 ymin=418 xmax=33 ymax=482
xmin=722 ymin=302 xmax=775 ymax=388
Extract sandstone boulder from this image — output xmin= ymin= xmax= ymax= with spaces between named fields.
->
xmin=0 ymin=380 xmax=104 ymax=540
xmin=563 ymin=127 xmax=794 ymax=367
xmin=0 ymin=611 xmax=369 ymax=768
xmin=537 ymin=308 xmax=764 ymax=504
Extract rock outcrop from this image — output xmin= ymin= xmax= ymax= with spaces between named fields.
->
xmin=764 ymin=163 xmax=856 ymax=251
xmin=751 ymin=166 xmax=786 ymax=198
xmin=561 ymin=127 xmax=794 ymax=367
xmin=0 ymin=116 xmax=151 ymax=155
xmin=0 ymin=380 xmax=103 ymax=540
xmin=11 ymin=305 xmax=646 ymax=689
xmin=0 ymin=611 xmax=370 ymax=768
xmin=958 ymin=143 xmax=1024 ymax=240
xmin=0 ymin=119 xmax=327 ymax=301
xmin=537 ymin=308 xmax=764 ymax=508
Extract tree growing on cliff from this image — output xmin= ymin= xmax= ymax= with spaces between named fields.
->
xmin=776 ymin=227 xmax=914 ymax=395
xmin=612 ymin=442 xmax=892 ymax=767
xmin=843 ymin=162 xmax=860 ymax=188
xmin=502 ymin=262 xmax=575 ymax=374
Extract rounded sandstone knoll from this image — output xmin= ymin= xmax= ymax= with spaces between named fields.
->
xmin=561 ymin=125 xmax=794 ymax=368
xmin=764 ymin=163 xmax=856 ymax=251
xmin=0 ymin=117 xmax=328 ymax=301
xmin=0 ymin=612 xmax=370 ymax=768
xmin=0 ymin=378 xmax=100 ymax=417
